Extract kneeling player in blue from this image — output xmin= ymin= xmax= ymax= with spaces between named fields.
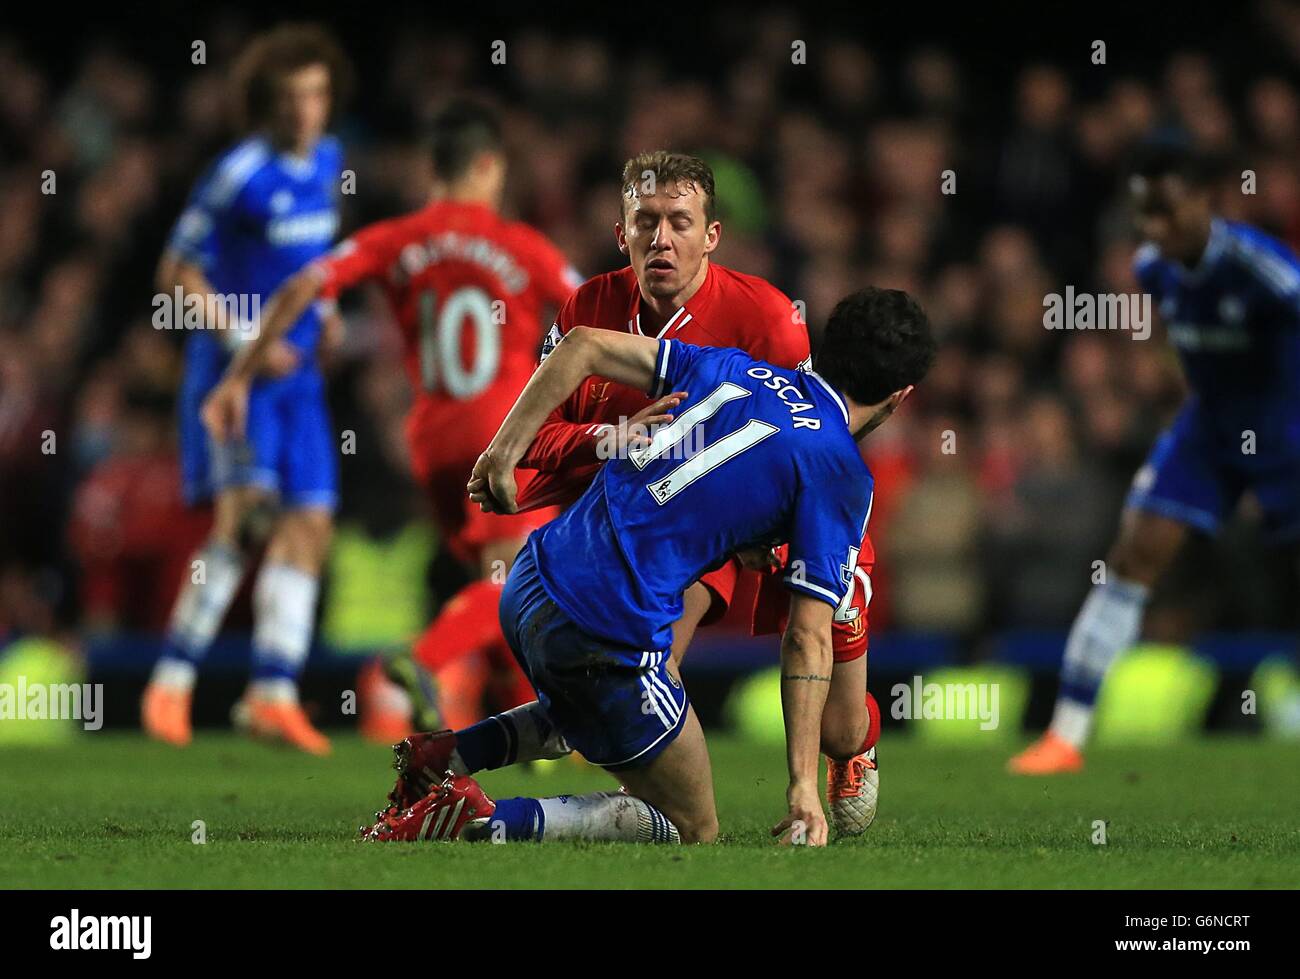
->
xmin=1010 ymin=143 xmax=1300 ymax=774
xmin=361 ymin=287 xmax=934 ymax=845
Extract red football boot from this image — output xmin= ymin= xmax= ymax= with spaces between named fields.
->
xmin=392 ymin=729 xmax=461 ymax=797
xmin=361 ymin=774 xmax=496 ymax=842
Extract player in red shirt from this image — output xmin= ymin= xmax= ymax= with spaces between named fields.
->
xmin=388 ymin=152 xmax=883 ymax=834
xmin=203 ymin=100 xmax=580 ymax=737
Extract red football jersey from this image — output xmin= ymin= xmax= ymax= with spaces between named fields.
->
xmin=314 ymin=200 xmax=581 ymax=467
xmin=509 ymin=260 xmax=877 ymax=656
xmin=515 ymin=262 xmax=810 ymax=510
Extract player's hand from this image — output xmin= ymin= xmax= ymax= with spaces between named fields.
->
xmin=467 ymin=450 xmax=519 ymax=514
xmin=201 ymin=377 xmax=252 ymax=442
xmin=612 ymin=391 xmax=688 ymax=452
xmin=258 ymin=339 xmax=301 ymax=379
xmin=772 ymin=782 xmax=828 ymax=847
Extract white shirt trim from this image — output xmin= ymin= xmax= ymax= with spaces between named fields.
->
xmin=804 ymin=369 xmax=850 ymax=426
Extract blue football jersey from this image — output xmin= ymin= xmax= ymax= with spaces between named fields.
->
xmin=1135 ymin=218 xmax=1300 ymax=460
xmin=529 ymin=340 xmax=874 ymax=653
xmin=168 ymin=134 xmax=343 ymax=369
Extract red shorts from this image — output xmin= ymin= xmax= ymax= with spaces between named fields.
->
xmin=750 ymin=559 xmax=870 ymax=663
xmin=407 ymin=407 xmax=557 ymax=566
xmin=830 ymin=574 xmax=869 ymax=663
xmin=422 ymin=464 xmax=557 ymax=566
xmin=697 ymin=558 xmax=744 ymax=626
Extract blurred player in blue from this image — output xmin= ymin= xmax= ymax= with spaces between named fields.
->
xmin=362 ymin=288 xmax=934 ymax=845
xmin=141 ymin=24 xmax=352 ymax=755
xmin=1011 ymin=143 xmax=1300 ymax=774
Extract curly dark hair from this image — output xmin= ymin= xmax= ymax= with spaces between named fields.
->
xmin=231 ymin=23 xmax=353 ymax=131
xmin=621 ymin=151 xmax=717 ymax=223
xmin=812 ymin=287 xmax=936 ymax=405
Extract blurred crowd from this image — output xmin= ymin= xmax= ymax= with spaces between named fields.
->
xmin=3 ymin=4 xmax=1300 ymax=651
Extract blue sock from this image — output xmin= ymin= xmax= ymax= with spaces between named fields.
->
xmin=1050 ymin=577 xmax=1149 ymax=748
xmin=489 ymin=798 xmax=545 ymax=841
xmin=159 ymin=634 xmax=200 ymax=667
xmin=1058 ymin=578 xmax=1149 ymax=706
xmin=455 ymin=714 xmax=516 ymax=773
xmin=250 ymin=655 xmax=300 ymax=683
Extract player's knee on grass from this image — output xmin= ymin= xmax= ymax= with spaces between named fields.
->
xmin=616 ymin=713 xmax=719 ymax=843
xmin=689 ymin=817 xmax=719 ymax=845
xmin=616 ymin=777 xmax=718 ymax=844
xmin=610 ymin=772 xmax=716 ymax=843
xmin=667 ymin=806 xmax=718 ymax=845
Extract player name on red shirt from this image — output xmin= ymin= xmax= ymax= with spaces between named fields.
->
xmin=314 ymin=199 xmax=581 ymax=468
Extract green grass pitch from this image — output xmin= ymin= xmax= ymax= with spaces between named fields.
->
xmin=3 ymin=733 xmax=1297 ymax=888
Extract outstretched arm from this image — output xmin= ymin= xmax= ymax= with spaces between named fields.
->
xmin=467 ymin=327 xmax=668 ymax=514
xmin=771 ymin=592 xmax=834 ymax=847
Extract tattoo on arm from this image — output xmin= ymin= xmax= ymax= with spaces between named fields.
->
xmin=782 ymin=673 xmax=832 ymax=683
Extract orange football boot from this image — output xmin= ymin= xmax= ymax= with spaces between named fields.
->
xmin=1007 ymin=731 xmax=1084 ymax=775
xmin=141 ymin=683 xmax=193 ymax=746
xmin=243 ymin=697 xmax=332 ymax=756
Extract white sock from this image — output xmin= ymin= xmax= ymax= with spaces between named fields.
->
xmin=250 ymin=677 xmax=298 ymax=703
xmin=531 ymin=793 xmax=679 ymax=843
xmin=152 ymin=658 xmax=199 ymax=689
xmin=1049 ymin=577 xmax=1150 ymax=748
xmin=153 ymin=543 xmax=246 ymax=689
xmin=1049 ymin=699 xmax=1095 ymax=748
xmin=248 ymin=563 xmax=320 ymax=701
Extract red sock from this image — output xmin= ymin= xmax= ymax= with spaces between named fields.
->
xmin=862 ymin=691 xmax=881 ymax=752
xmin=414 ymin=579 xmax=505 ymax=673
xmin=433 ymin=654 xmax=489 ymax=732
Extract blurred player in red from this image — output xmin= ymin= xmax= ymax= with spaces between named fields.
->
xmin=203 ymin=99 xmax=580 ymax=739
xmin=391 ymin=151 xmax=882 ymax=832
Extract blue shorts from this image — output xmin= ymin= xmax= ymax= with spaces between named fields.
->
xmin=1127 ymin=403 xmax=1300 ymax=542
xmin=499 ymin=545 xmax=688 ymax=772
xmin=180 ymin=356 xmax=337 ymax=511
